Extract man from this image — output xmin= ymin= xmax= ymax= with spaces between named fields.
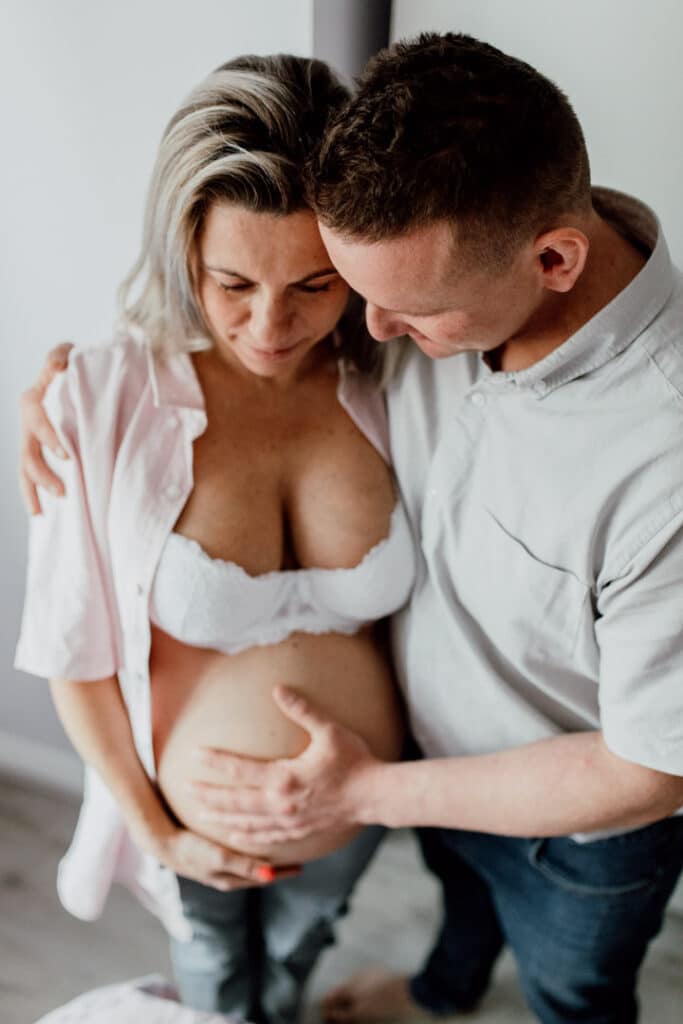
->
xmin=21 ymin=32 xmax=683 ymax=1024
xmin=185 ymin=33 xmax=683 ymax=1022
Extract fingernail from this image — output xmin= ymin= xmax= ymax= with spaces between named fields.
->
xmin=56 ymin=447 xmax=68 ymax=459
xmin=192 ymin=748 xmax=210 ymax=761
xmin=256 ymin=865 xmax=275 ymax=883
xmin=50 ymin=486 xmax=61 ymax=496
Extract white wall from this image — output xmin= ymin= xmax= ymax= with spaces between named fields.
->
xmin=0 ymin=0 xmax=313 ymax=776
xmin=392 ymin=0 xmax=683 ymax=263
xmin=3 ymin=0 xmax=683 ymax=783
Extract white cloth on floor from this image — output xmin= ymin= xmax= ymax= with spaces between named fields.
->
xmin=32 ymin=974 xmax=245 ymax=1023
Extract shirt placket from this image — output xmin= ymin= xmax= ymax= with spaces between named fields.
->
xmin=121 ymin=405 xmax=205 ymax=777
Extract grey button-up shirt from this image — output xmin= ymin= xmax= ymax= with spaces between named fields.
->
xmin=388 ymin=189 xmax=683 ymax=801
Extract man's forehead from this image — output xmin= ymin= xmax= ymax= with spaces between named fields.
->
xmin=319 ymin=220 xmax=456 ymax=301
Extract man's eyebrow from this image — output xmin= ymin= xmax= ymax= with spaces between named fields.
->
xmin=382 ymin=304 xmax=445 ymax=317
xmin=202 ymin=264 xmax=339 ymax=285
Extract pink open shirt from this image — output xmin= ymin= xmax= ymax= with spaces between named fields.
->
xmin=15 ymin=333 xmax=391 ymax=939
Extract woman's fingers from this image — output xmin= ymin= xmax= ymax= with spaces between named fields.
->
xmin=170 ymin=831 xmax=301 ymax=891
xmin=210 ymin=863 xmax=301 ymax=891
xmin=210 ymin=874 xmax=261 ymax=892
xmin=215 ymin=846 xmax=274 ymax=882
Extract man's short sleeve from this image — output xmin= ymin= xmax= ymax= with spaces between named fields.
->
xmin=14 ymin=356 xmax=120 ymax=681
xmin=597 ymin=504 xmax=683 ymax=776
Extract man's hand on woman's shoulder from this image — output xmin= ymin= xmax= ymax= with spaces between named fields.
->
xmin=19 ymin=341 xmax=73 ymax=514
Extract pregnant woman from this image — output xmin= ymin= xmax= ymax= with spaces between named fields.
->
xmin=15 ymin=54 xmax=413 ymax=1024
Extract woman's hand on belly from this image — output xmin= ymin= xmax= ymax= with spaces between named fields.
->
xmin=187 ymin=685 xmax=383 ymax=848
xmin=147 ymin=821 xmax=300 ymax=891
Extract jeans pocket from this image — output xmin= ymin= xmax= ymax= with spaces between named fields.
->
xmin=526 ymin=824 xmax=676 ymax=898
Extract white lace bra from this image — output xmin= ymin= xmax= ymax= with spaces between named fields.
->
xmin=149 ymin=500 xmax=415 ymax=655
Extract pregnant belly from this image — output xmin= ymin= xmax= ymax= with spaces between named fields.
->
xmin=150 ymin=625 xmax=404 ymax=864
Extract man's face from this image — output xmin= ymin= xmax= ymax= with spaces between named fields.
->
xmin=319 ymin=219 xmax=543 ymax=359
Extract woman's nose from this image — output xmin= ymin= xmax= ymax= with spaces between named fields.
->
xmin=250 ymin=295 xmax=292 ymax=344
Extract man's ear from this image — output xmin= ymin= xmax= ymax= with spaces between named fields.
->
xmin=533 ymin=227 xmax=590 ymax=293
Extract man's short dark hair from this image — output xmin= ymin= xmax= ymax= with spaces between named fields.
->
xmin=308 ymin=33 xmax=592 ymax=267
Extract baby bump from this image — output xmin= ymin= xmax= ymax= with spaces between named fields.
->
xmin=150 ymin=625 xmax=404 ymax=864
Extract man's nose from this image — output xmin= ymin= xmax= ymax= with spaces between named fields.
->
xmin=365 ymin=303 xmax=404 ymax=342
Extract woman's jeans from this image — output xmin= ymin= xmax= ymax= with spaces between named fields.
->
xmin=410 ymin=817 xmax=683 ymax=1023
xmin=169 ymin=825 xmax=384 ymax=1024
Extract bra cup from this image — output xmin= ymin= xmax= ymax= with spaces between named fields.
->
xmin=149 ymin=500 xmax=417 ymax=655
xmin=307 ymin=502 xmax=416 ymax=621
xmin=150 ymin=533 xmax=284 ymax=642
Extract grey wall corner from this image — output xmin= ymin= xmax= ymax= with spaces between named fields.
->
xmin=313 ymin=0 xmax=392 ymax=80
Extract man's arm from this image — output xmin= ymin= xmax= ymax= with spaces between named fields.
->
xmin=358 ymin=728 xmax=683 ymax=833
xmin=187 ymin=686 xmax=683 ymax=846
xmin=190 ymin=507 xmax=683 ymax=846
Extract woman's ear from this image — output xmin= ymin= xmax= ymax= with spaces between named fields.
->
xmin=533 ymin=227 xmax=590 ymax=293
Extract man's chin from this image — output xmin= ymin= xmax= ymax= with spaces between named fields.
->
xmin=412 ymin=335 xmax=468 ymax=359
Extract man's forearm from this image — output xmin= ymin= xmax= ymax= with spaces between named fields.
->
xmin=357 ymin=731 xmax=683 ymax=835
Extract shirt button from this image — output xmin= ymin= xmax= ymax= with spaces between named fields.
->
xmin=136 ymin=583 xmax=144 ymax=596
xmin=470 ymin=392 xmax=486 ymax=407
xmin=165 ymin=484 xmax=182 ymax=501
xmin=167 ymin=411 xmax=180 ymax=428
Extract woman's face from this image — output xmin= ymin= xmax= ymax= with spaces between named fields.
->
xmin=196 ymin=203 xmax=350 ymax=381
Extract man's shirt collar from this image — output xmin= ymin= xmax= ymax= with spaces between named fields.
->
xmin=479 ymin=188 xmax=675 ymax=397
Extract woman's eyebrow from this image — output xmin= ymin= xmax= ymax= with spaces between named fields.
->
xmin=203 ymin=264 xmax=339 ymax=284
xmin=203 ymin=264 xmax=250 ymax=279
xmin=296 ymin=267 xmax=339 ymax=283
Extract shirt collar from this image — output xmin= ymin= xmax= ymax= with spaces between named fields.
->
xmin=479 ymin=188 xmax=675 ymax=398
xmin=146 ymin=342 xmax=206 ymax=412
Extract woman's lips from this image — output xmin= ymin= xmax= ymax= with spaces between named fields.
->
xmin=250 ymin=342 xmax=301 ymax=361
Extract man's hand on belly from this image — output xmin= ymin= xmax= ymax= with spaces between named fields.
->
xmin=186 ymin=686 xmax=383 ymax=844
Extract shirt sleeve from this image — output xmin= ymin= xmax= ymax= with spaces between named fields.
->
xmin=14 ymin=354 xmax=120 ymax=681
xmin=597 ymin=500 xmax=683 ymax=776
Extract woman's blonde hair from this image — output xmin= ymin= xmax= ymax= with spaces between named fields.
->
xmin=117 ymin=54 xmax=380 ymax=376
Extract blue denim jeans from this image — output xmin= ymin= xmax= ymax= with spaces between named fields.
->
xmin=169 ymin=825 xmax=384 ymax=1024
xmin=410 ymin=818 xmax=683 ymax=1022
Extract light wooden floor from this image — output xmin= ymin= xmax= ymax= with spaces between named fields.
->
xmin=1 ymin=773 xmax=682 ymax=1023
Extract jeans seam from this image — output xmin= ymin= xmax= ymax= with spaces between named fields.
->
xmin=527 ymin=838 xmax=659 ymax=896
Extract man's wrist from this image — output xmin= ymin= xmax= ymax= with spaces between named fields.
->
xmin=350 ymin=759 xmax=397 ymax=828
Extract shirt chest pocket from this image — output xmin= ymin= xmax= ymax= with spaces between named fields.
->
xmin=439 ymin=509 xmax=590 ymax=664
